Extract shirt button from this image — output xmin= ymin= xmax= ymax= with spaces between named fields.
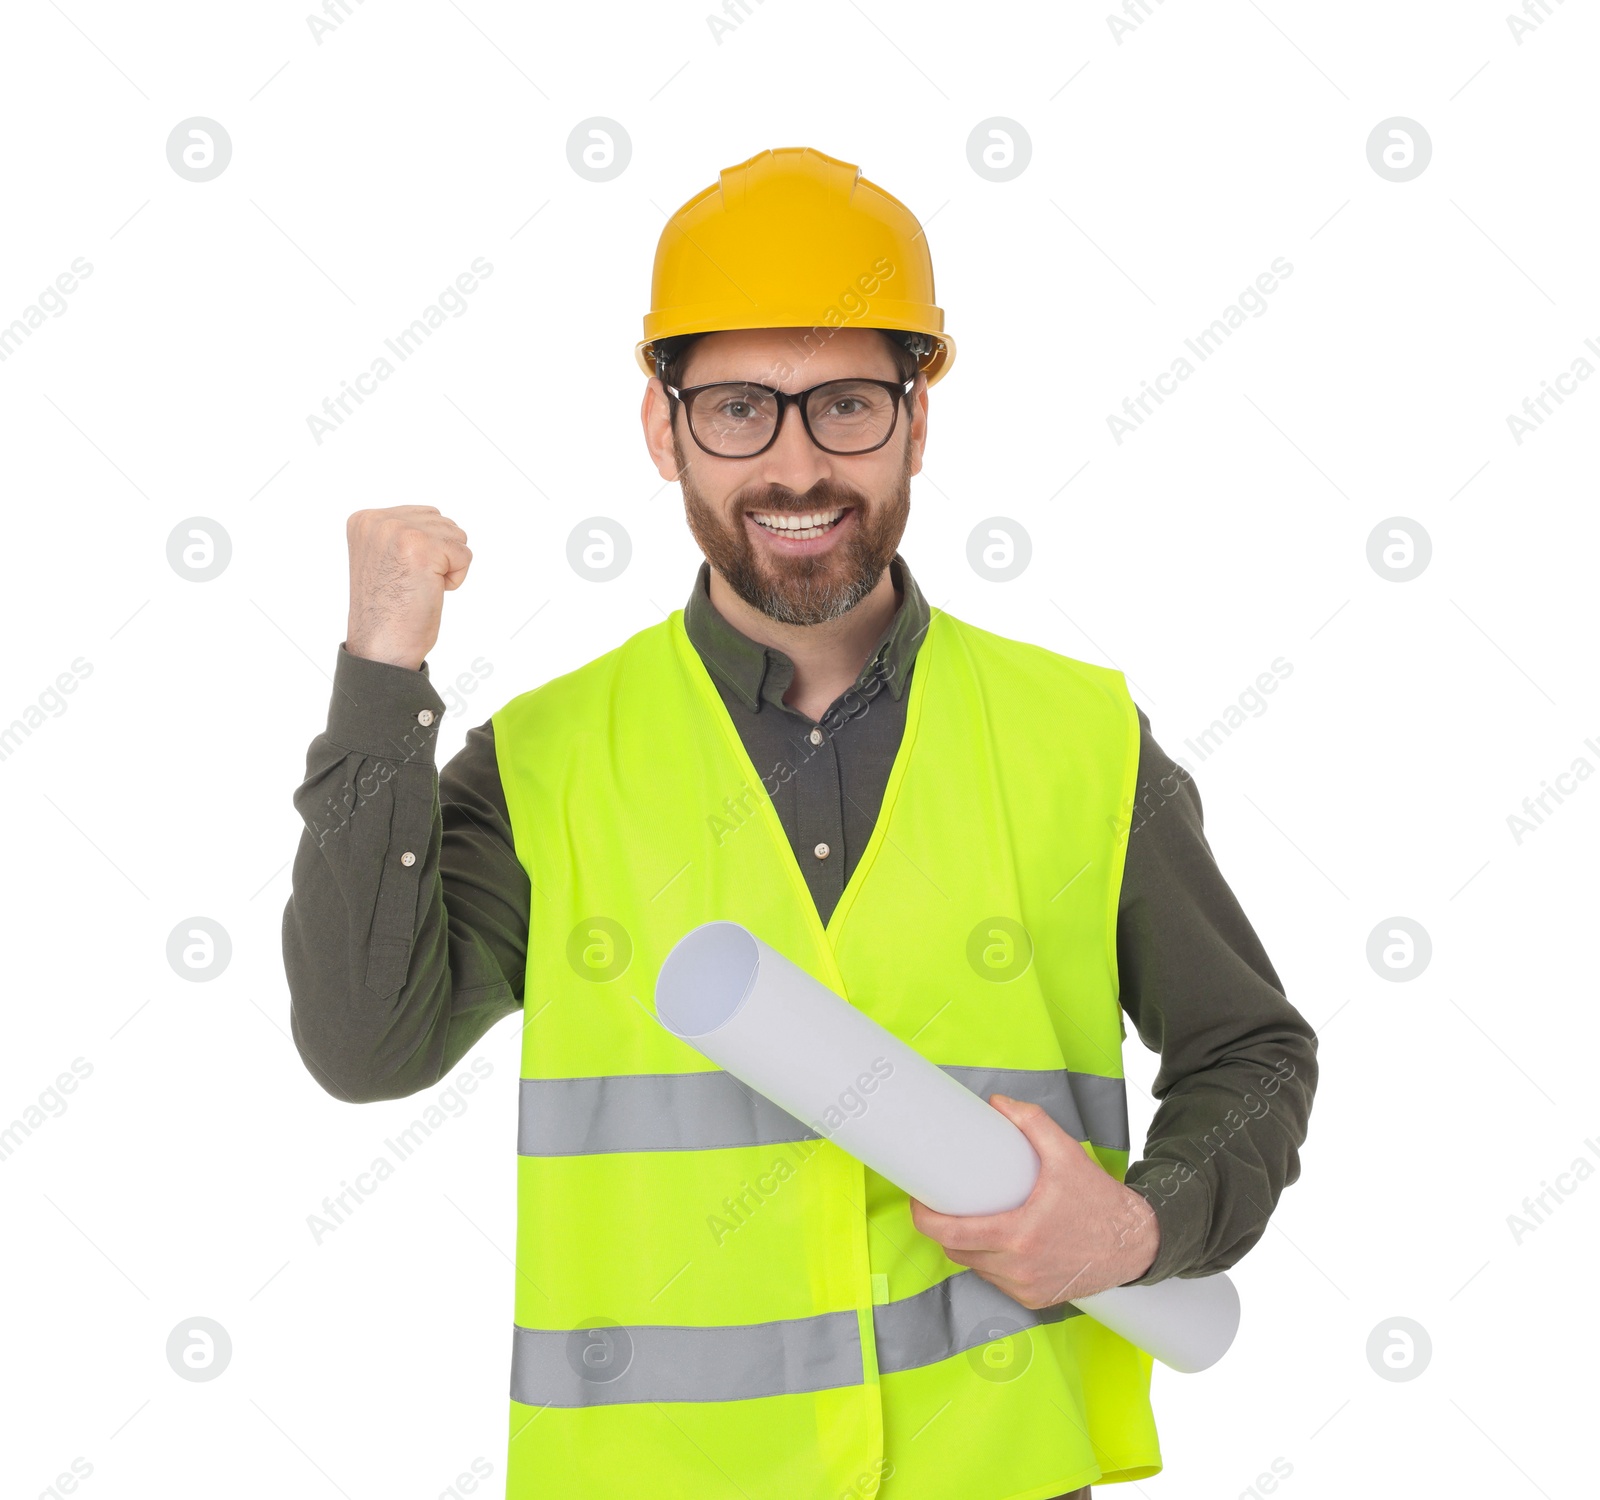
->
xmin=400 ymin=851 xmax=417 ymax=867
xmin=809 ymin=727 xmax=824 ymax=746
xmin=417 ymin=709 xmax=435 ymax=727
xmin=813 ymin=842 xmax=831 ymax=860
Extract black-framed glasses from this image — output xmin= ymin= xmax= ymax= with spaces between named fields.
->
xmin=664 ymin=375 xmax=916 ymax=458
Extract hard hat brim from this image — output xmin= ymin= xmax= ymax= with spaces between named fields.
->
xmin=636 ymin=327 xmax=955 ymax=386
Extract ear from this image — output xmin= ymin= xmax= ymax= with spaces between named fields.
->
xmin=906 ymin=371 xmax=929 ymax=477
xmin=640 ymin=378 xmax=684 ymax=483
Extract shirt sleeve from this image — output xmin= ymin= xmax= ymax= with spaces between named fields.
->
xmin=281 ymin=642 xmax=529 ymax=1103
xmin=1113 ymin=706 xmax=1319 ymax=1284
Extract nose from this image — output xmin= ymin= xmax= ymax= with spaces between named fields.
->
xmin=751 ymin=397 xmax=831 ymax=494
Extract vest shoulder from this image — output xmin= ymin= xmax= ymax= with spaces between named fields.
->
xmin=937 ymin=612 xmax=1132 ymax=703
xmin=490 ymin=616 xmax=673 ymax=728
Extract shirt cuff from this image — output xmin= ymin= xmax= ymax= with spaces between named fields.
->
xmin=325 ymin=641 xmax=449 ymax=765
xmin=1121 ymin=1163 xmax=1214 ymax=1284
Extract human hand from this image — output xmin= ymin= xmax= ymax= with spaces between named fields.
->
xmin=908 ymin=1093 xmax=1160 ymax=1308
xmin=345 ymin=505 xmax=473 ymax=671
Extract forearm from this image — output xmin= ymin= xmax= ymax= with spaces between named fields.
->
xmin=1122 ymin=1040 xmax=1317 ymax=1284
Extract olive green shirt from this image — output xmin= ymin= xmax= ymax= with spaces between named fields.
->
xmin=282 ymin=555 xmax=1318 ymax=1287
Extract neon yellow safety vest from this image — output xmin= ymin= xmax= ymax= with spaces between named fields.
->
xmin=491 ymin=604 xmax=1163 ymax=1499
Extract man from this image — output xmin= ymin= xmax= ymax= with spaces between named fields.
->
xmin=284 ymin=147 xmax=1317 ymax=1499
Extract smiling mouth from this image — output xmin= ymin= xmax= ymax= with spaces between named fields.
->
xmin=747 ymin=506 xmax=849 ymax=540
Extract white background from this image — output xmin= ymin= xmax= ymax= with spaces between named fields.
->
xmin=2 ymin=1 xmax=1596 ymax=1497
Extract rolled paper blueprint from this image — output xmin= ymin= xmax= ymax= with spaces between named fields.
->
xmin=654 ymin=920 xmax=1241 ymax=1374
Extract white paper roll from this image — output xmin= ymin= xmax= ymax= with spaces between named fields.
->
xmin=654 ymin=920 xmax=1241 ymax=1374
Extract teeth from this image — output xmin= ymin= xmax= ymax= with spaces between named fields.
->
xmin=749 ymin=507 xmax=846 ymax=533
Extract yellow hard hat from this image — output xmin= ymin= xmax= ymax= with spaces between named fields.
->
xmin=637 ymin=146 xmax=955 ymax=386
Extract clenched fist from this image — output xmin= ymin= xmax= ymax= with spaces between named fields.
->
xmin=345 ymin=506 xmax=472 ymax=671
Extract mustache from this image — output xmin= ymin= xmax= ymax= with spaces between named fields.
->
xmin=739 ymin=489 xmax=863 ymax=515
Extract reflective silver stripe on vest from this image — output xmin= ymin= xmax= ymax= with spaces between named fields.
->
xmin=519 ymin=1066 xmax=1129 ymax=1157
xmin=873 ymin=1268 xmax=1081 ymax=1375
xmin=942 ymin=1066 xmax=1131 ymax=1154
xmin=517 ymin=1071 xmax=814 ymax=1156
xmin=510 ymin=1306 xmax=862 ymax=1407
xmin=509 ymin=1271 xmax=1078 ymax=1407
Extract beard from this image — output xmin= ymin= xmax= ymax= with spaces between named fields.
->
xmin=674 ymin=427 xmax=912 ymax=627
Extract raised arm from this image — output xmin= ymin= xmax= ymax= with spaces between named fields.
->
xmin=280 ymin=508 xmax=529 ymax=1102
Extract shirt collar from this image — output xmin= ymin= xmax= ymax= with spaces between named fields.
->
xmin=682 ymin=553 xmax=931 ymax=712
